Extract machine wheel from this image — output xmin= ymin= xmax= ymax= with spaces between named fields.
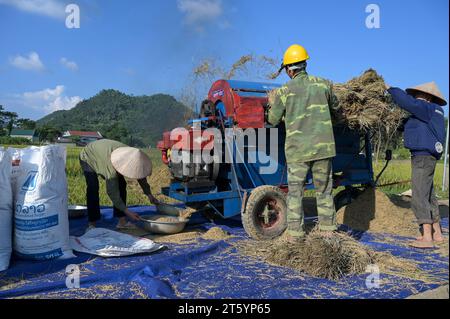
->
xmin=242 ymin=185 xmax=287 ymax=240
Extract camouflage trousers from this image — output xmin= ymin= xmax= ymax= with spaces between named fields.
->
xmin=286 ymin=158 xmax=337 ymax=238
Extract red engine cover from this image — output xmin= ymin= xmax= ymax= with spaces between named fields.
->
xmin=235 ymin=97 xmax=266 ymax=129
xmin=158 ymin=80 xmax=273 ymax=164
xmin=207 ymin=80 xmax=268 ymax=129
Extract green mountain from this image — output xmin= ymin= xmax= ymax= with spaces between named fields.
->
xmin=37 ymin=89 xmax=193 ymax=147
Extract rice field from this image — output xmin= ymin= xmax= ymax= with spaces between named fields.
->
xmin=374 ymin=160 xmax=447 ymax=198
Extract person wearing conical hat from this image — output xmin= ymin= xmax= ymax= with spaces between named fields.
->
xmin=79 ymin=139 xmax=159 ymax=230
xmin=387 ymin=82 xmax=447 ymax=249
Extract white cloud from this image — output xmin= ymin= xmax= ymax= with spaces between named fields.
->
xmin=60 ymin=57 xmax=78 ymax=71
xmin=0 ymin=0 xmax=66 ymax=19
xmin=10 ymin=52 xmax=45 ymax=71
xmin=20 ymin=85 xmax=82 ymax=114
xmin=177 ymin=0 xmax=224 ymax=31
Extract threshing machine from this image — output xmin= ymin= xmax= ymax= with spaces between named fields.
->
xmin=158 ymin=80 xmax=387 ymax=239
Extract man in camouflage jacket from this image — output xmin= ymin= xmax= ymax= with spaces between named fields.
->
xmin=268 ymin=45 xmax=340 ymax=240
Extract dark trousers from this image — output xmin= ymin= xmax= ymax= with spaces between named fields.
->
xmin=80 ymin=158 xmax=127 ymax=222
xmin=411 ymin=155 xmax=440 ymax=225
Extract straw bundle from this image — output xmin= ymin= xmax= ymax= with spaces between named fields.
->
xmin=299 ymin=230 xmax=374 ymax=280
xmin=267 ymin=69 xmax=406 ymax=135
xmin=333 ymin=69 xmax=407 ymax=133
xmin=259 ymin=230 xmax=374 ymax=280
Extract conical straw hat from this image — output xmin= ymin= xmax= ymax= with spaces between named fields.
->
xmin=111 ymin=147 xmax=152 ymax=179
xmin=406 ymin=81 xmax=447 ymax=106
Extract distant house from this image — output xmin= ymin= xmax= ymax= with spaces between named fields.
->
xmin=62 ymin=130 xmax=103 ymax=147
xmin=10 ymin=129 xmax=39 ymax=143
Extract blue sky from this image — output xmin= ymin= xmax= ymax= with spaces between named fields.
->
xmin=0 ymin=0 xmax=448 ymax=120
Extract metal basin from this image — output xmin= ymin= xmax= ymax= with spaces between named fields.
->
xmin=140 ymin=215 xmax=188 ymax=234
xmin=68 ymin=205 xmax=88 ymax=219
xmin=156 ymin=203 xmax=182 ymax=216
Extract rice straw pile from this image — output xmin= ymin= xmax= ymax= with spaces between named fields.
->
xmin=236 ymin=229 xmax=430 ymax=282
xmin=299 ymin=230 xmax=374 ymax=280
xmin=333 ymin=69 xmax=407 ymax=133
xmin=268 ymin=68 xmax=407 ymax=136
xmin=238 ymin=230 xmax=375 ymax=280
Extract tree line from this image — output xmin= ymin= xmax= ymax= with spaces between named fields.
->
xmin=0 ymin=105 xmax=63 ymax=144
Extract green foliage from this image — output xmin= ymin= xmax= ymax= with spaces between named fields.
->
xmin=0 ymin=105 xmax=18 ymax=135
xmin=1 ymin=105 xmax=37 ymax=135
xmin=36 ymin=125 xmax=62 ymax=143
xmin=102 ymin=122 xmax=132 ymax=145
xmin=37 ymin=90 xmax=193 ymax=147
xmin=15 ymin=118 xmax=36 ymax=130
xmin=0 ymin=136 xmax=32 ymax=145
xmin=67 ymin=135 xmax=81 ymax=143
xmin=393 ymin=147 xmax=411 ymax=160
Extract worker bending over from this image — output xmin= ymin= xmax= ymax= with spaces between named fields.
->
xmin=268 ymin=44 xmax=340 ymax=242
xmin=387 ymin=82 xmax=447 ymax=248
xmin=79 ymin=139 xmax=159 ymax=230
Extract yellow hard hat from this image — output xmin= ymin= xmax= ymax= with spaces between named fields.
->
xmin=282 ymin=44 xmax=310 ymax=67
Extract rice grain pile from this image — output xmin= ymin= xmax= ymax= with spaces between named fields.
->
xmin=149 ymin=166 xmax=171 ymax=192
xmin=201 ymin=227 xmax=230 ymax=241
xmin=179 ymin=207 xmax=196 ymax=219
xmin=151 ymin=216 xmax=181 ymax=223
xmin=148 ymin=166 xmax=179 ymax=204
xmin=152 ymin=230 xmax=202 ymax=245
xmin=337 ymin=188 xmax=419 ymax=237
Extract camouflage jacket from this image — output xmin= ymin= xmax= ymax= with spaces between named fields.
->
xmin=268 ymin=71 xmax=340 ymax=163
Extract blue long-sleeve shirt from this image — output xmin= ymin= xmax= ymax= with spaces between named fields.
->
xmin=388 ymin=87 xmax=446 ymax=159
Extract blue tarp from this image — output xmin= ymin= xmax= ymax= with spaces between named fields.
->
xmin=0 ymin=206 xmax=448 ymax=299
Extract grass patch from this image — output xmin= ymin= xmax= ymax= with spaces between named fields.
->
xmin=374 ymin=160 xmax=447 ymax=199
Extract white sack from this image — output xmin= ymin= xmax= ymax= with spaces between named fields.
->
xmin=0 ymin=147 xmax=13 ymax=271
xmin=13 ymin=145 xmax=74 ymax=260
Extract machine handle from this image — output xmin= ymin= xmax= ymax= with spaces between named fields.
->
xmin=375 ymin=149 xmax=392 ymax=186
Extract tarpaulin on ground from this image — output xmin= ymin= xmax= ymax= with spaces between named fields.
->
xmin=0 ymin=206 xmax=448 ymax=299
